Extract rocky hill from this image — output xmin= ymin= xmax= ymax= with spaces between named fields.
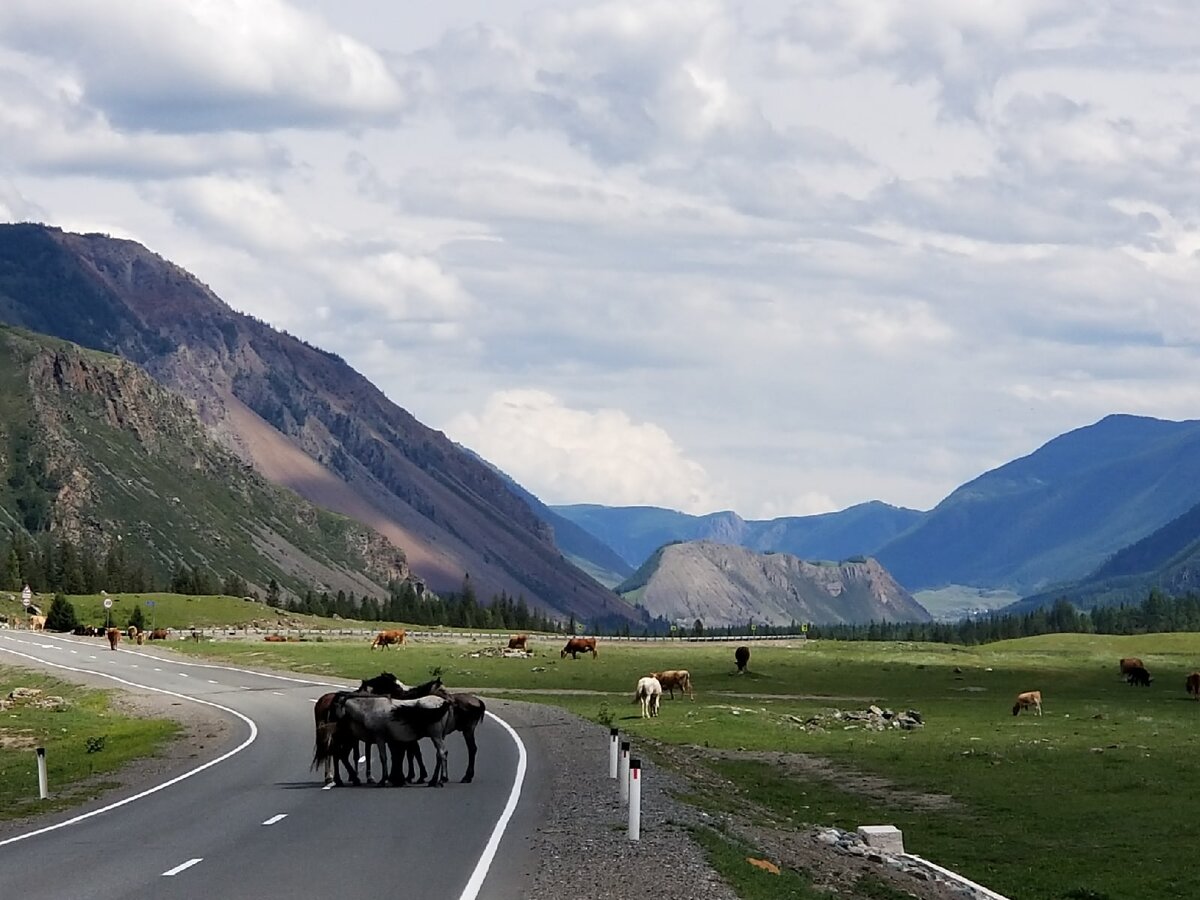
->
xmin=0 ymin=224 xmax=636 ymax=626
xmin=616 ymin=541 xmax=930 ymax=627
xmin=0 ymin=325 xmax=407 ymax=598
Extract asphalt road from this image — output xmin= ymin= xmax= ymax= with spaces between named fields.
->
xmin=0 ymin=631 xmax=534 ymax=900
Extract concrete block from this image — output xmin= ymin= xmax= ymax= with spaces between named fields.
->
xmin=857 ymin=824 xmax=904 ymax=856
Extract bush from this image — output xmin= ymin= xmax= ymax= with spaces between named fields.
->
xmin=127 ymin=604 xmax=146 ymax=631
xmin=45 ymin=594 xmax=79 ymax=632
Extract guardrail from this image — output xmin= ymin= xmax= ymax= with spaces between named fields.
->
xmin=175 ymin=627 xmax=806 ymax=642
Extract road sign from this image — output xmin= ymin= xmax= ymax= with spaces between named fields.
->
xmin=22 ymin=597 xmax=30 ymax=608
xmin=22 ymin=585 xmax=32 ymax=605
xmin=103 ymin=598 xmax=113 ymax=609
xmin=801 ymin=622 xmax=809 ymax=633
xmin=146 ymin=600 xmax=155 ymax=607
xmin=750 ymin=623 xmax=757 ymax=632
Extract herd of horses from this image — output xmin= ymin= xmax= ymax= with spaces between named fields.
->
xmin=312 ymin=672 xmax=485 ymax=788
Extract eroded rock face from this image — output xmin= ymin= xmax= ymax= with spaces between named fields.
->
xmin=621 ymin=540 xmax=930 ymax=627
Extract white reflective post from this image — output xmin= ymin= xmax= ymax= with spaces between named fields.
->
xmin=36 ymin=747 xmax=48 ymax=799
xmin=619 ymin=740 xmax=630 ymax=804
xmin=608 ymin=728 xmax=619 ymax=779
xmin=628 ymin=757 xmax=642 ymax=841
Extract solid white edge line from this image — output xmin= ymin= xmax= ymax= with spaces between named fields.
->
xmin=0 ymin=642 xmax=259 ymax=849
xmin=162 ymin=858 xmax=204 ymax=877
xmin=456 ymin=710 xmax=528 ymax=900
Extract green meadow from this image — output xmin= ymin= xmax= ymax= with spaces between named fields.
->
xmin=0 ymin=667 xmax=178 ymax=821
xmin=165 ymin=629 xmax=1200 ymax=900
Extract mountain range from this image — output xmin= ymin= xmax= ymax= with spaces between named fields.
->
xmin=4 ymin=223 xmax=1200 ymax=626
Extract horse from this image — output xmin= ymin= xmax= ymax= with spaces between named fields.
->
xmin=319 ymin=694 xmax=454 ymax=787
xmin=360 ymin=672 xmax=486 ymax=784
xmin=311 ymin=676 xmax=442 ymax=787
xmin=633 ymin=676 xmax=662 ymax=718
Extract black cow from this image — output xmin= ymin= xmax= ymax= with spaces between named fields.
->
xmin=1126 ymin=665 xmax=1153 ymax=687
xmin=735 ymin=645 xmax=750 ymax=674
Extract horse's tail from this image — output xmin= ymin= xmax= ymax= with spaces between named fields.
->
xmin=311 ymin=721 xmax=338 ymax=771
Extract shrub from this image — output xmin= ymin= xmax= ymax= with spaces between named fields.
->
xmin=45 ymin=594 xmax=79 ymax=632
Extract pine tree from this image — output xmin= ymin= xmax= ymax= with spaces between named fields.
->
xmin=45 ymin=594 xmax=79 ymax=632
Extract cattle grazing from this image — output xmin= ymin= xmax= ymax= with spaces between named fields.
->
xmin=650 ymin=670 xmax=694 ymax=701
xmin=136 ymin=631 xmax=145 ymax=645
xmin=633 ymin=676 xmax=663 ymax=718
xmin=1118 ymin=657 xmax=1144 ymax=678
xmin=28 ymin=615 xmax=46 ymax=632
xmin=1188 ymin=672 xmax=1200 ymax=700
xmin=148 ymin=628 xmax=170 ymax=640
xmin=507 ymin=634 xmax=528 ymax=651
xmin=370 ymin=629 xmax=407 ymax=650
xmin=264 ymin=634 xmax=287 ymax=642
xmin=127 ymin=625 xmax=139 ymax=640
xmin=1126 ymin=665 xmax=1153 ymax=687
xmin=1012 ymin=690 xmax=1042 ymax=716
xmin=735 ymin=646 xmax=750 ymax=674
xmin=561 ymin=637 xmax=598 ymax=659
xmin=360 ymin=672 xmax=486 ymax=785
xmin=74 ymin=625 xmax=106 ymax=637
xmin=106 ymin=628 xmax=121 ymax=650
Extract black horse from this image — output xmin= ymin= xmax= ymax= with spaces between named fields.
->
xmin=360 ymin=671 xmax=486 ymax=784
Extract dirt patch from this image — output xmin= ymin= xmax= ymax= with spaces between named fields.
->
xmin=0 ymin=732 xmax=39 ymax=751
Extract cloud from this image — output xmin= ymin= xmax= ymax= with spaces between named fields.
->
xmin=445 ymin=390 xmax=722 ymax=513
xmin=0 ymin=0 xmax=408 ymax=132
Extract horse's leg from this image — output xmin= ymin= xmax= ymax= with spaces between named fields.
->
xmin=408 ymin=741 xmax=428 ymax=783
xmin=461 ymin=727 xmax=477 ymax=784
xmin=428 ymin=736 xmax=447 ymax=787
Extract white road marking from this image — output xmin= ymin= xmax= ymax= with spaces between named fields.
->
xmin=178 ymin=673 xmax=189 ymax=678
xmin=207 ymin=680 xmax=219 ymax=684
xmin=262 ymin=814 xmax=287 ymax=826
xmin=88 ymin=655 xmax=96 ymax=660
xmin=129 ymin=664 xmax=138 ymax=668
xmin=0 ymin=643 xmax=259 ymax=849
xmin=271 ymin=691 xmax=284 ymax=696
xmin=153 ymin=667 xmax=162 ymax=671
xmin=457 ymin=712 xmax=529 ymax=900
xmin=162 ymin=858 xmax=203 ymax=877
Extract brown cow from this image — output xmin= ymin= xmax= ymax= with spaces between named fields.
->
xmin=507 ymin=634 xmax=528 ymax=651
xmin=561 ymin=637 xmax=597 ymax=659
xmin=371 ymin=629 xmax=407 ymax=650
xmin=264 ymin=634 xmax=287 ymax=642
xmin=1012 ymin=690 xmax=1042 ymax=716
xmin=1187 ymin=672 xmax=1200 ymax=700
xmin=1119 ymin=657 xmax=1144 ymax=677
xmin=106 ymin=628 xmax=121 ymax=650
xmin=651 ymin=669 xmax=694 ymax=700
xmin=127 ymin=625 xmax=139 ymax=640
xmin=148 ymin=628 xmax=170 ymax=641
xmin=735 ymin=646 xmax=750 ymax=674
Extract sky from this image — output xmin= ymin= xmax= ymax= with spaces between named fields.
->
xmin=3 ymin=1 xmax=1200 ymax=520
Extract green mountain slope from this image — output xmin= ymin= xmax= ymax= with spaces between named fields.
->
xmin=0 ymin=326 xmax=406 ymax=599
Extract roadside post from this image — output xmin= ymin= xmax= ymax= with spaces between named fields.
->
xmin=103 ymin=596 xmax=113 ymax=629
xmin=619 ymin=740 xmax=630 ymax=804
xmin=628 ymin=758 xmax=642 ymax=841
xmin=609 ymin=728 xmax=619 ymax=778
xmin=36 ymin=747 xmax=48 ymax=799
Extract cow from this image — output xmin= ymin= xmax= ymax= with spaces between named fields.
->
xmin=148 ymin=628 xmax=170 ymax=641
xmin=1012 ymin=690 xmax=1042 ymax=716
xmin=735 ymin=646 xmax=750 ymax=674
xmin=371 ymin=629 xmax=407 ymax=650
xmin=1119 ymin=657 xmax=1144 ymax=678
xmin=28 ymin=614 xmax=46 ymax=632
xmin=264 ymin=634 xmax=287 ymax=642
xmin=650 ymin=669 xmax=694 ymax=701
xmin=1187 ymin=672 xmax=1200 ymax=700
xmin=507 ymin=634 xmax=529 ymax=651
xmin=633 ymin=676 xmax=663 ymax=718
xmin=561 ymin=637 xmax=597 ymax=659
xmin=1126 ymin=665 xmax=1153 ymax=687
xmin=106 ymin=628 xmax=121 ymax=650
xmin=127 ymin=625 xmax=139 ymax=640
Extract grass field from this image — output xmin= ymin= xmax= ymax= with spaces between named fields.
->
xmin=161 ymin=629 xmax=1200 ymax=900
xmin=0 ymin=666 xmax=179 ymax=821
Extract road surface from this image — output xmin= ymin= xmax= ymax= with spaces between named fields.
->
xmin=0 ymin=631 xmax=535 ymax=900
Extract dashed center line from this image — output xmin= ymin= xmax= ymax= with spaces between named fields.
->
xmin=262 ymin=814 xmax=287 ymax=826
xmin=178 ymin=673 xmax=189 ymax=678
xmin=162 ymin=858 xmax=203 ymax=877
xmin=271 ymin=691 xmax=284 ymax=696
xmin=207 ymin=680 xmax=219 ymax=684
